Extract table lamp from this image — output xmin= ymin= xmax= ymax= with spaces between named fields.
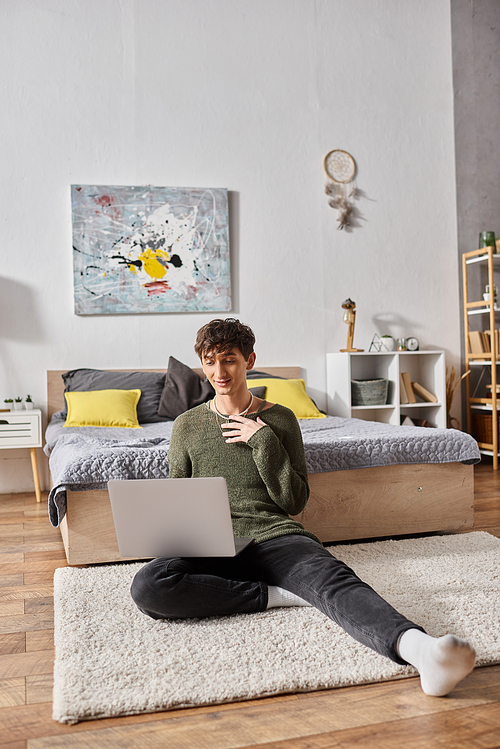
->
xmin=340 ymin=298 xmax=363 ymax=352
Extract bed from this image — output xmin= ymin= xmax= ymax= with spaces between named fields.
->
xmin=45 ymin=366 xmax=480 ymax=566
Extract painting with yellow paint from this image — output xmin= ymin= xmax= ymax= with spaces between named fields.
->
xmin=71 ymin=185 xmax=231 ymax=314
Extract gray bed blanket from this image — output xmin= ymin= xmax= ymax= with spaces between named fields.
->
xmin=298 ymin=417 xmax=480 ymax=472
xmin=44 ymin=416 xmax=480 ymax=527
xmin=45 ymin=426 xmax=172 ymax=527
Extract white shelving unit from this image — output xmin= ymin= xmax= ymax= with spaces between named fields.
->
xmin=326 ymin=351 xmax=446 ymax=427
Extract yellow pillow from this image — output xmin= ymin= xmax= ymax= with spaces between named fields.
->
xmin=248 ymin=378 xmax=326 ymax=419
xmin=64 ymin=389 xmax=142 ymax=428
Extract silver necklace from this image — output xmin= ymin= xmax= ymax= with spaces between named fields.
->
xmin=212 ymin=393 xmax=254 ymax=425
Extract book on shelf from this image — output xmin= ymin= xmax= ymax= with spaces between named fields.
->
xmin=400 ymin=373 xmax=408 ymax=404
xmin=468 ymin=329 xmax=500 ymax=354
xmin=484 ymin=329 xmax=500 ymax=354
xmin=468 ymin=330 xmax=487 ymax=353
xmin=400 ymin=372 xmax=416 ymax=403
xmin=412 ymin=381 xmax=438 ymax=403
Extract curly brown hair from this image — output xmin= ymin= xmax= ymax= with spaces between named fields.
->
xmin=194 ymin=318 xmax=255 ymax=361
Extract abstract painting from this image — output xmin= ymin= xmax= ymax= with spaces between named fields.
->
xmin=71 ymin=185 xmax=231 ymax=314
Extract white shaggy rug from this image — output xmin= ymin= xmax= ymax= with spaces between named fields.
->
xmin=53 ymin=531 xmax=500 ymax=724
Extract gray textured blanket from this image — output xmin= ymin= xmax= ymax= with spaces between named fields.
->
xmin=44 ymin=416 xmax=480 ymax=527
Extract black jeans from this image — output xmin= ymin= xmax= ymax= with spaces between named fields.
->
xmin=130 ymin=534 xmax=424 ymax=664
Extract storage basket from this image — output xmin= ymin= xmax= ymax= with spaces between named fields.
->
xmin=351 ymin=378 xmax=389 ymax=406
xmin=472 ymin=412 xmax=498 ymax=444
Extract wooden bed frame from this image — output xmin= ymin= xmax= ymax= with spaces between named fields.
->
xmin=47 ymin=369 xmax=474 ymax=566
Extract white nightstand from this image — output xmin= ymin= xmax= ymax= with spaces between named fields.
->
xmin=0 ymin=408 xmax=42 ymax=502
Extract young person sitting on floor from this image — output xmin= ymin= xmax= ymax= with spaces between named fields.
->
xmin=131 ymin=318 xmax=476 ymax=697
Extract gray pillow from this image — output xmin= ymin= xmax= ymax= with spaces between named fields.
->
xmin=246 ymin=370 xmax=285 ymax=379
xmin=56 ymin=369 xmax=167 ymax=423
xmin=249 ymin=386 xmax=266 ymax=399
xmin=158 ymin=357 xmax=215 ymax=420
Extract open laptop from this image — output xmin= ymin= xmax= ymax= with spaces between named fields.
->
xmin=107 ymin=477 xmax=254 ymax=558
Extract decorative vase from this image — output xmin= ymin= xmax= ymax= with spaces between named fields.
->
xmin=13 ymin=402 xmax=23 ymax=411
xmin=24 ymin=402 xmax=33 ymax=410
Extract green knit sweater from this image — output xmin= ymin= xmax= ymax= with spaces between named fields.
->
xmin=167 ymin=402 xmax=320 ymax=544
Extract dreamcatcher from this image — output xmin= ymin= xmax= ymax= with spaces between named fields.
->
xmin=323 ymin=149 xmax=357 ymax=230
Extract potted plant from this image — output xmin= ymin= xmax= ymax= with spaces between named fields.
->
xmin=13 ymin=397 xmax=23 ymax=411
xmin=25 ymin=394 xmax=34 ymax=410
xmin=3 ymin=398 xmax=13 ymax=412
xmin=381 ymin=335 xmax=395 ymax=351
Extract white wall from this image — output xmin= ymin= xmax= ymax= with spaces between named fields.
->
xmin=0 ymin=0 xmax=460 ymax=491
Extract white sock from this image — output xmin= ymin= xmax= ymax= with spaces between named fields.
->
xmin=266 ymin=585 xmax=311 ymax=609
xmin=397 ymin=629 xmax=476 ymax=697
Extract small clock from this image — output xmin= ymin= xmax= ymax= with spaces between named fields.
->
xmin=406 ymin=337 xmax=419 ymax=351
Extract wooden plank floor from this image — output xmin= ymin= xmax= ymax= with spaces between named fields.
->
xmin=0 ymin=463 xmax=499 ymax=749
